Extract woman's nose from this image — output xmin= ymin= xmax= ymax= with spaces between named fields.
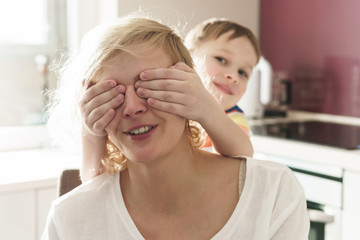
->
xmin=122 ymin=87 xmax=147 ymax=118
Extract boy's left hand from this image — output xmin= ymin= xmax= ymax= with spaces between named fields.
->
xmin=135 ymin=62 xmax=220 ymax=123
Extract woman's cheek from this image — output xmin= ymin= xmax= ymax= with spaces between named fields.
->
xmin=105 ymin=109 xmax=122 ymax=136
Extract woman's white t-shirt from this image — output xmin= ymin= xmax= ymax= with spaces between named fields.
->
xmin=42 ymin=158 xmax=310 ymax=240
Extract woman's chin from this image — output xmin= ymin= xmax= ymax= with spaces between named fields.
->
xmin=125 ymin=149 xmax=159 ymax=165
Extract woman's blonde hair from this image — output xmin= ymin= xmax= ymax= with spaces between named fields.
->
xmin=185 ymin=18 xmax=261 ymax=63
xmin=47 ymin=15 xmax=203 ymax=173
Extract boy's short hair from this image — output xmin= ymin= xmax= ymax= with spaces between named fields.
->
xmin=185 ymin=18 xmax=261 ymax=63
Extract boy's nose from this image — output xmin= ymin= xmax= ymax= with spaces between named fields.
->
xmin=225 ymin=70 xmax=239 ymax=84
xmin=122 ymin=87 xmax=147 ymax=118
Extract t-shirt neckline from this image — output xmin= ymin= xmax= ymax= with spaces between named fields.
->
xmin=112 ymin=158 xmax=253 ymax=239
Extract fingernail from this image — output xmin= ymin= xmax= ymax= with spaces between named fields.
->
xmin=107 ymin=109 xmax=115 ymax=116
xmin=116 ymin=95 xmax=123 ymax=102
xmin=117 ymin=85 xmax=124 ymax=93
xmin=109 ymin=81 xmax=116 ymax=87
xmin=140 ymin=72 xmax=147 ymax=79
xmin=147 ymin=98 xmax=155 ymax=105
xmin=135 ymin=81 xmax=141 ymax=88
xmin=137 ymin=88 xmax=145 ymax=96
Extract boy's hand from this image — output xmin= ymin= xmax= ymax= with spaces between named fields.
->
xmin=135 ymin=62 xmax=220 ymax=123
xmin=79 ymin=80 xmax=125 ymax=136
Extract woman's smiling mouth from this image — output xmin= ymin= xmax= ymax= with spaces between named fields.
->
xmin=124 ymin=125 xmax=157 ymax=141
xmin=127 ymin=126 xmax=154 ymax=135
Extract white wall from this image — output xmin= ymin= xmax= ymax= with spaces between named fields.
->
xmin=117 ymin=0 xmax=260 ymax=37
xmin=0 ymin=0 xmax=259 ymax=127
xmin=0 ymin=0 xmax=66 ymax=126
xmin=70 ymin=0 xmax=260 ymax=47
xmin=66 ymin=0 xmax=118 ymax=50
xmin=0 ymin=56 xmax=44 ymax=126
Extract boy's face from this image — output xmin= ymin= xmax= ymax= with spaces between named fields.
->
xmin=193 ymin=31 xmax=258 ymax=110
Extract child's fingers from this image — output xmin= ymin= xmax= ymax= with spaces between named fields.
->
xmin=81 ymin=80 xmax=124 ymax=104
xmin=87 ymin=79 xmax=116 ymax=92
xmin=137 ymin=87 xmax=188 ymax=105
xmin=146 ymin=98 xmax=185 ymax=116
xmin=81 ymin=85 xmax=124 ymax=116
xmin=139 ymin=67 xmax=188 ymax=82
xmin=91 ymin=109 xmax=116 ymax=135
xmin=85 ymin=94 xmax=124 ymax=134
xmin=169 ymin=62 xmax=194 ymax=73
xmin=135 ymin=79 xmax=185 ymax=93
xmin=87 ymin=94 xmax=124 ymax=123
xmin=88 ymin=85 xmax=124 ymax=108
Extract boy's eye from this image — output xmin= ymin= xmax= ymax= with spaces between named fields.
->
xmin=215 ymin=57 xmax=226 ymax=64
xmin=238 ymin=69 xmax=248 ymax=78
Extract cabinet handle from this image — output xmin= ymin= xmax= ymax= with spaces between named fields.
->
xmin=307 ymin=209 xmax=335 ymax=223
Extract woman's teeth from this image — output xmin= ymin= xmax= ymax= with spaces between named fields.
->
xmin=129 ymin=126 xmax=153 ymax=135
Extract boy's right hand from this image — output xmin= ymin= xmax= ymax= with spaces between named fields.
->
xmin=134 ymin=62 xmax=221 ymax=124
xmin=79 ymin=80 xmax=125 ymax=136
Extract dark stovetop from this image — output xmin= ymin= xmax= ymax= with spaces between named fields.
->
xmin=251 ymin=120 xmax=360 ymax=150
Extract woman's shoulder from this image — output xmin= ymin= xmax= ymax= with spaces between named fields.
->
xmin=249 ymin=157 xmax=291 ymax=171
xmin=247 ymin=158 xmax=294 ymax=177
xmin=245 ymin=158 xmax=304 ymax=194
xmin=200 ymin=150 xmax=244 ymax=173
xmin=53 ymin=172 xmax=117 ymax=211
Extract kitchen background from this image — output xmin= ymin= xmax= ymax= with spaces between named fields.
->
xmin=1 ymin=0 xmax=360 ymax=127
xmin=261 ymin=0 xmax=360 ymax=118
xmin=1 ymin=1 xmax=360 ymax=240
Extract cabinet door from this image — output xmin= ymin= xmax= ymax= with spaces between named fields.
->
xmin=37 ymin=187 xmax=57 ymax=239
xmin=0 ymin=191 xmax=35 ymax=240
xmin=344 ymin=170 xmax=360 ymax=213
xmin=342 ymin=210 xmax=360 ymax=240
xmin=343 ymin=170 xmax=360 ymax=239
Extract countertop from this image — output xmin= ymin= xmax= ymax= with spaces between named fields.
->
xmin=0 ymin=149 xmax=80 ymax=194
xmin=251 ymin=135 xmax=360 ymax=172
xmin=249 ymin=110 xmax=360 ymax=173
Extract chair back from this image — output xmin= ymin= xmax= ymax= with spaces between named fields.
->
xmin=58 ymin=169 xmax=81 ymax=197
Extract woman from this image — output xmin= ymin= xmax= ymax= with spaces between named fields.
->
xmin=42 ymin=15 xmax=309 ymax=240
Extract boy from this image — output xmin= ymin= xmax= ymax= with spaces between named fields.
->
xmin=185 ymin=18 xmax=261 ymax=147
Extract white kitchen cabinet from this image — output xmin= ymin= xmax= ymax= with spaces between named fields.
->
xmin=0 ymin=191 xmax=36 ymax=240
xmin=0 ymin=149 xmax=79 ymax=239
xmin=342 ymin=170 xmax=360 ymax=239
xmin=0 ymin=187 xmax=57 ymax=240
xmin=343 ymin=170 xmax=360 ymax=214
xmin=342 ymin=211 xmax=360 ymax=240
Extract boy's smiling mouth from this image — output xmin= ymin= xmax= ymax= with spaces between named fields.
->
xmin=213 ymin=82 xmax=233 ymax=95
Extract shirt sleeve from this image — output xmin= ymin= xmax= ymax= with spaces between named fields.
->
xmin=269 ymin=168 xmax=310 ymax=239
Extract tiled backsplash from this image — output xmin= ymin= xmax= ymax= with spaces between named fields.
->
xmin=260 ymin=0 xmax=360 ymax=117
